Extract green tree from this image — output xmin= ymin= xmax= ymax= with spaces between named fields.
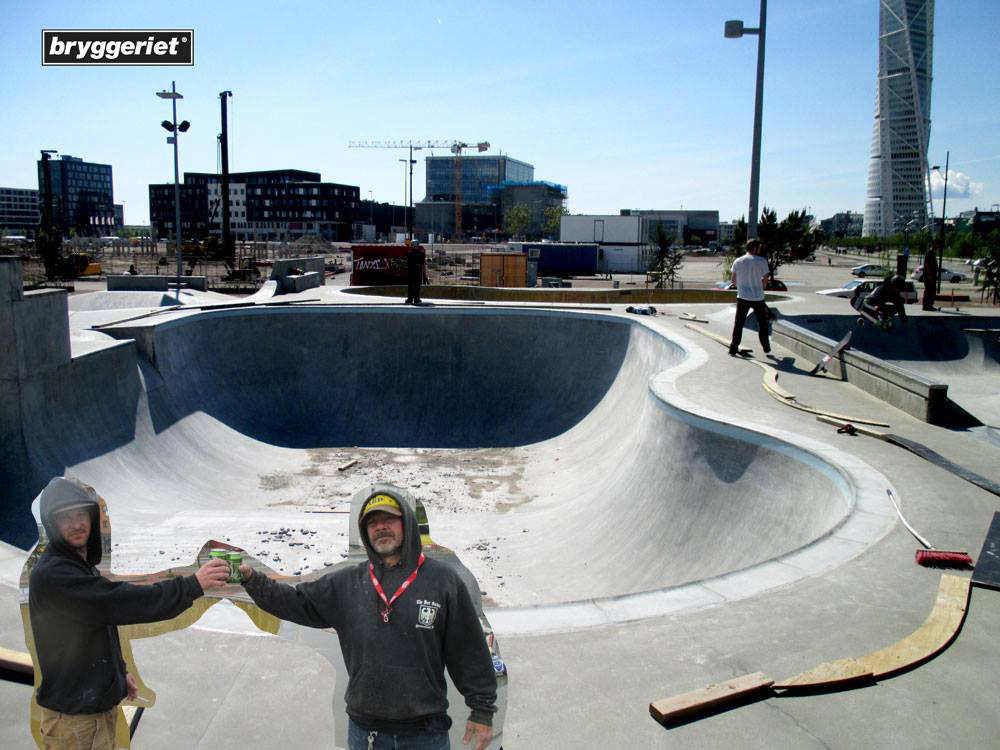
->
xmin=542 ymin=205 xmax=568 ymax=239
xmin=979 ymin=230 xmax=1000 ymax=305
xmin=648 ymin=222 xmax=683 ymax=288
xmin=504 ymin=204 xmax=532 ymax=239
xmin=732 ymin=207 xmax=819 ymax=278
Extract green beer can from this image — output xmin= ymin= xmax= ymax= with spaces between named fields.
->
xmin=209 ymin=548 xmax=228 ymax=564
xmin=226 ymin=551 xmax=243 ymax=584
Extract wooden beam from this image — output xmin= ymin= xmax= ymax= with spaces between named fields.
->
xmin=649 ymin=672 xmax=774 ymax=723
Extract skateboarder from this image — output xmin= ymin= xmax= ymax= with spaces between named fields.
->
xmin=852 ymin=275 xmax=908 ymax=330
xmin=728 ymin=239 xmax=772 ymax=356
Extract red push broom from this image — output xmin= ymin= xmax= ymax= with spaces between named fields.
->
xmin=886 ymin=489 xmax=973 ymax=567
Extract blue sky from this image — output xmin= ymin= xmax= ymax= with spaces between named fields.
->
xmin=3 ymin=1 xmax=998 ymax=225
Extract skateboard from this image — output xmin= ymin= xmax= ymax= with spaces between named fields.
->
xmin=809 ymin=330 xmax=852 ymax=375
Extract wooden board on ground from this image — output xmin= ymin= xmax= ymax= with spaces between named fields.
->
xmin=680 ymin=312 xmax=709 ymax=323
xmin=972 ymin=512 xmax=1000 ymax=591
xmin=772 ymin=658 xmax=872 ymax=690
xmin=778 ymin=574 xmax=970 ymax=688
xmin=649 ymin=672 xmax=774 ymax=724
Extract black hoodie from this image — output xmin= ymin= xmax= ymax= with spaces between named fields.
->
xmin=28 ymin=476 xmax=204 ymax=715
xmin=243 ymin=488 xmax=497 ymax=733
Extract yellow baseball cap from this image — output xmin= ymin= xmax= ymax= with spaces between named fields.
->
xmin=361 ymin=493 xmax=403 ymax=519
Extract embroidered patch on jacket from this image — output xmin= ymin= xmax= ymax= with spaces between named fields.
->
xmin=416 ymin=599 xmax=440 ymax=628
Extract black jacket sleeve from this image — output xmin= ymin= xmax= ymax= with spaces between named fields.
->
xmin=242 ymin=569 xmax=336 ymax=629
xmin=33 ymin=562 xmax=202 ymax=626
xmin=444 ymin=579 xmax=498 ymax=726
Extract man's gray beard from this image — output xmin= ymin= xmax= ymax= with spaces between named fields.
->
xmin=373 ymin=537 xmax=402 ymax=558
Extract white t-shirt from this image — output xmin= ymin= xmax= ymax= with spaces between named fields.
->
xmin=730 ymin=254 xmax=770 ymax=301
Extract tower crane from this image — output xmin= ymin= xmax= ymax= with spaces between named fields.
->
xmin=349 ymin=140 xmax=490 ymax=241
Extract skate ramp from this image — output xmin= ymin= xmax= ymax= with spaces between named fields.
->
xmin=786 ymin=314 xmax=1000 ymax=426
xmin=6 ymin=307 xmax=879 ymax=611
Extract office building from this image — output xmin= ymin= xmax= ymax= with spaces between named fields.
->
xmin=490 ymin=181 xmax=568 ymax=240
xmin=37 ymin=154 xmax=116 ymax=236
xmin=0 ymin=188 xmax=39 ymax=235
xmin=821 ymin=211 xmax=864 ymax=238
xmin=620 ymin=209 xmax=720 ymax=246
xmin=862 ymin=0 xmax=934 ymax=237
xmin=415 ymin=154 xmax=534 ymax=240
xmin=150 ymin=169 xmax=359 ymax=242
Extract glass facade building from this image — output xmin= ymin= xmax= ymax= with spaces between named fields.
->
xmin=862 ymin=0 xmax=934 ymax=237
xmin=0 ymin=188 xmax=40 ymax=234
xmin=425 ymin=155 xmax=533 ymax=204
xmin=36 ymin=155 xmax=115 ymax=236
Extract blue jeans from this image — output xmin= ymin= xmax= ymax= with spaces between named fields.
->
xmin=348 ymin=719 xmax=450 ymax=750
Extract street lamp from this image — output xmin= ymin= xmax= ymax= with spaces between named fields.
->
xmin=156 ymin=81 xmax=189 ymax=302
xmin=725 ymin=0 xmax=767 ymax=240
xmin=931 ymin=151 xmax=949 ymax=295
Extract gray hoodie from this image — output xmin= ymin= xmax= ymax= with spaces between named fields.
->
xmin=243 ymin=487 xmax=497 ymax=733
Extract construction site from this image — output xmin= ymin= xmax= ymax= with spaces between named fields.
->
xmin=1 ymin=244 xmax=998 ymax=748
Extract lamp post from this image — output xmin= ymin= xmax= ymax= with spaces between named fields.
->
xmin=156 ymin=82 xmax=189 ymax=302
xmin=407 ymin=145 xmax=420 ymax=243
xmin=725 ymin=0 xmax=767 ymax=240
xmin=931 ymin=151 xmax=949 ymax=295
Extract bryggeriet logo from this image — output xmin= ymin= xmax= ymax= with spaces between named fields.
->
xmin=42 ymin=29 xmax=194 ymax=66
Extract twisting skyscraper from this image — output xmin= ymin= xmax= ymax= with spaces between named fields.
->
xmin=862 ymin=0 xmax=934 ymax=237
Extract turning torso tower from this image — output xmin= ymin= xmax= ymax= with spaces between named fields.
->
xmin=862 ymin=0 xmax=934 ymax=238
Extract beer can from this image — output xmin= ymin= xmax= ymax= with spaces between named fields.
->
xmin=209 ymin=548 xmax=228 ymax=564
xmin=226 ymin=551 xmax=243 ymax=583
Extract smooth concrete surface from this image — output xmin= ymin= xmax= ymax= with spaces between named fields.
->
xmin=2 ymin=263 xmax=999 ymax=748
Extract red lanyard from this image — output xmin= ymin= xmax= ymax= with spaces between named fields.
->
xmin=369 ymin=553 xmax=425 ymax=623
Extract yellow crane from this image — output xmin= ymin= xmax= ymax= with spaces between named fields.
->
xmin=349 ymin=140 xmax=489 ymax=241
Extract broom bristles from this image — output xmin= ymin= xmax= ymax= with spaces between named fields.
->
xmin=915 ymin=549 xmax=973 ymax=567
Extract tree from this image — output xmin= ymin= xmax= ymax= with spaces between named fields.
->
xmin=542 ymin=205 xmax=568 ymax=239
xmin=504 ymin=204 xmax=532 ymax=239
xmin=731 ymin=207 xmax=819 ymax=278
xmin=979 ymin=230 xmax=1000 ymax=305
xmin=648 ymin=222 xmax=683 ymax=288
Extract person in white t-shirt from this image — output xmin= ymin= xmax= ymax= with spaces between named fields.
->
xmin=728 ymin=239 xmax=772 ymax=356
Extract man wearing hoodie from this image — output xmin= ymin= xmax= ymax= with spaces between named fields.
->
xmin=28 ymin=476 xmax=231 ymax=749
xmin=240 ymin=489 xmax=497 ymax=750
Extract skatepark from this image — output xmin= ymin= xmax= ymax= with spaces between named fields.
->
xmin=2 ymin=253 xmax=998 ymax=748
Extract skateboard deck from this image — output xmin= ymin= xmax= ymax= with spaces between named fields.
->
xmin=809 ymin=330 xmax=852 ymax=375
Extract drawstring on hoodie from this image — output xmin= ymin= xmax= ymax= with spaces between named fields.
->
xmin=367 ymin=730 xmax=377 ymax=749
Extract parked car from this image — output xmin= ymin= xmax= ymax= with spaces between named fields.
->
xmin=815 ymin=279 xmax=866 ymax=298
xmin=851 ymin=263 xmax=887 ymax=277
xmin=820 ymin=278 xmax=917 ymax=303
xmin=912 ymin=265 xmax=966 ymax=283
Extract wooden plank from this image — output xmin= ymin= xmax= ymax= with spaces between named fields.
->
xmin=972 ymin=512 xmax=1000 ymax=590
xmin=773 ymin=658 xmax=872 ymax=689
xmin=0 ymin=646 xmax=33 ymax=676
xmin=762 ymin=368 xmax=794 ymax=400
xmin=649 ymin=672 xmax=773 ymax=723
xmin=778 ymin=575 xmax=970 ymax=690
xmin=857 ymin=574 xmax=970 ymax=678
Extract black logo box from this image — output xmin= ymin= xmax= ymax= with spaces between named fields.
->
xmin=42 ymin=29 xmax=193 ymax=66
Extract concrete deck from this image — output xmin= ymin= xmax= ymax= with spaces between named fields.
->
xmin=2 ymin=255 xmax=998 ymax=748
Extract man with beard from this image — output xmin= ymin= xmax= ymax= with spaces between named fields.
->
xmin=241 ymin=489 xmax=497 ymax=750
xmin=28 ymin=476 xmax=230 ymax=749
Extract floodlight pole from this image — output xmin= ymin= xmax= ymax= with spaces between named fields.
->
xmin=157 ymin=81 xmax=184 ymax=302
xmin=725 ymin=0 xmax=767 ymax=239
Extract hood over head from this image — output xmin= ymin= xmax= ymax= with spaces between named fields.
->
xmin=39 ymin=476 xmax=103 ymax=566
xmin=358 ymin=487 xmax=422 ymax=572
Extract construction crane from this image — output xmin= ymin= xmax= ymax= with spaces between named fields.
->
xmin=349 ymin=140 xmax=489 ymax=241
